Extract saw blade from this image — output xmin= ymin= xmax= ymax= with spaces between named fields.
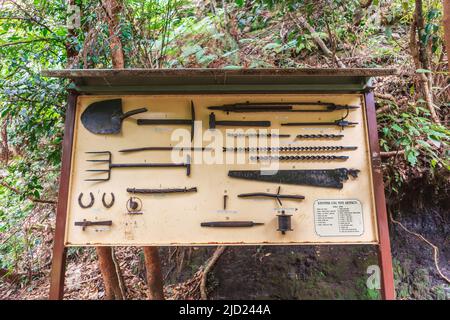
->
xmin=228 ymin=168 xmax=360 ymax=189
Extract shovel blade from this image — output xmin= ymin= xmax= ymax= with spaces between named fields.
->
xmin=81 ymin=99 xmax=123 ymax=134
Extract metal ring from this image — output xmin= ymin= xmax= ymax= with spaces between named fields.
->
xmin=102 ymin=192 xmax=115 ymax=208
xmin=78 ymin=192 xmax=94 ymax=209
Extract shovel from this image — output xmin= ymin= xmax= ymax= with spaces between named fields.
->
xmin=81 ymin=99 xmax=147 ymax=134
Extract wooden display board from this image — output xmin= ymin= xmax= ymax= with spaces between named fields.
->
xmin=44 ymin=68 xmax=395 ymax=300
xmin=66 ymin=94 xmax=378 ymax=246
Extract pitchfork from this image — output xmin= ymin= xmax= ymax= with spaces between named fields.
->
xmin=85 ymin=151 xmax=191 ymax=181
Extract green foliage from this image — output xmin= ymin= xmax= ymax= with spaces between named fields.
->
xmin=393 ymin=259 xmax=447 ymax=300
xmin=377 ymin=98 xmax=449 ymax=194
xmin=378 ymin=104 xmax=449 ymax=169
xmin=366 ymin=287 xmax=380 ymax=300
xmin=422 ymin=6 xmax=442 ymax=53
xmin=0 ymin=0 xmax=68 ymax=272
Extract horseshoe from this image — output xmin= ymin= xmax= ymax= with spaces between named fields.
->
xmin=78 ymin=192 xmax=94 ymax=209
xmin=102 ymin=192 xmax=115 ymax=208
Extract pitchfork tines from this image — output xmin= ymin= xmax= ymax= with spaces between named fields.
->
xmin=85 ymin=151 xmax=191 ymax=182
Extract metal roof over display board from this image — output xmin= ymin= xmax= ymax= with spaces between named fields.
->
xmin=42 ymin=68 xmax=397 ymax=94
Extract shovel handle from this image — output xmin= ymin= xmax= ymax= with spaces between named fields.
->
xmin=121 ymin=108 xmax=148 ymax=120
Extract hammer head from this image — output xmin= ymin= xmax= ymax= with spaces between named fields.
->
xmin=209 ymin=112 xmax=216 ymax=129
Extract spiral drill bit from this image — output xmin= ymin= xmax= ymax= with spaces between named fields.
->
xmin=251 ymin=155 xmax=349 ymax=161
xmin=224 ymin=146 xmax=357 ymax=152
xmin=296 ymin=134 xmax=344 ymax=139
xmin=227 ymin=133 xmax=290 ymax=138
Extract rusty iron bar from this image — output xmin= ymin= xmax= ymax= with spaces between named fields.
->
xmin=209 ymin=112 xmax=271 ymax=129
xmin=281 ymin=119 xmax=358 ymax=129
xmin=238 ymin=186 xmax=304 ymax=206
xmin=200 ymin=221 xmax=264 ymax=227
xmin=208 ymin=101 xmax=359 ymax=113
xmin=74 ymin=219 xmax=112 ymax=231
xmin=119 ymin=146 xmax=210 ymax=153
xmin=137 ymin=101 xmax=196 ymax=141
xmin=223 ymin=194 xmax=228 ymax=210
xmin=227 ymin=132 xmax=291 ymax=138
xmin=127 ymin=187 xmax=197 ymax=194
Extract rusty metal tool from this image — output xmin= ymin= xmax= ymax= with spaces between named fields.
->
xmin=208 ymin=102 xmax=359 ymax=113
xmin=227 ymin=132 xmax=291 ymax=138
xmin=209 ymin=112 xmax=271 ymax=129
xmin=127 ymin=187 xmax=197 ymax=194
xmin=223 ymin=194 xmax=228 ymax=210
xmin=277 ymin=210 xmax=293 ymax=234
xmin=200 ymin=221 xmax=264 ymax=227
xmin=78 ymin=192 xmax=94 ymax=208
xmin=127 ymin=197 xmax=143 ymax=214
xmin=74 ymin=219 xmax=112 ymax=231
xmin=119 ymin=146 xmax=210 ymax=153
xmin=228 ymin=168 xmax=360 ymax=189
xmin=81 ymin=99 xmax=147 ymax=134
xmin=137 ymin=101 xmax=196 ymax=141
xmin=281 ymin=119 xmax=358 ymax=129
xmin=224 ymin=146 xmax=358 ymax=152
xmin=102 ymin=192 xmax=115 ymax=208
xmin=296 ymin=134 xmax=344 ymax=139
xmin=85 ymin=151 xmax=191 ymax=181
xmin=238 ymin=186 xmax=304 ymax=206
xmin=251 ymin=155 xmax=349 ymax=161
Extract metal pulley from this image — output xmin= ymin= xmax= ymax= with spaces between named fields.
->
xmin=277 ymin=210 xmax=293 ymax=234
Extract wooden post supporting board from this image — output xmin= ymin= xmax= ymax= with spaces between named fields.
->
xmin=365 ymin=92 xmax=396 ymax=300
xmin=49 ymin=92 xmax=78 ymax=300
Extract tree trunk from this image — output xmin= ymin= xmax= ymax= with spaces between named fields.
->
xmin=62 ymin=1 xmax=122 ymax=302
xmin=0 ymin=117 xmax=9 ymax=165
xmin=444 ymin=0 xmax=450 ymax=71
xmin=66 ymin=0 xmax=78 ymax=68
xmin=143 ymin=247 xmax=164 ymax=299
xmin=413 ymin=0 xmax=440 ymax=123
xmin=101 ymin=0 xmax=125 ymax=68
xmin=94 ymin=0 xmax=127 ymax=300
xmin=98 ymin=0 xmax=164 ymax=300
xmin=124 ymin=0 xmax=165 ymax=300
xmin=415 ymin=0 xmax=429 ymax=70
xmin=96 ymin=247 xmax=124 ymax=299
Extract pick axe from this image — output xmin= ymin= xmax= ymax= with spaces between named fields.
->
xmin=137 ymin=101 xmax=196 ymax=141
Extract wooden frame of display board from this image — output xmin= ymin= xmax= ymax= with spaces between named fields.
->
xmin=43 ymin=69 xmax=396 ymax=300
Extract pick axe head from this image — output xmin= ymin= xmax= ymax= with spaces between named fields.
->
xmin=209 ymin=112 xmax=216 ymax=129
xmin=189 ymin=101 xmax=195 ymax=141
